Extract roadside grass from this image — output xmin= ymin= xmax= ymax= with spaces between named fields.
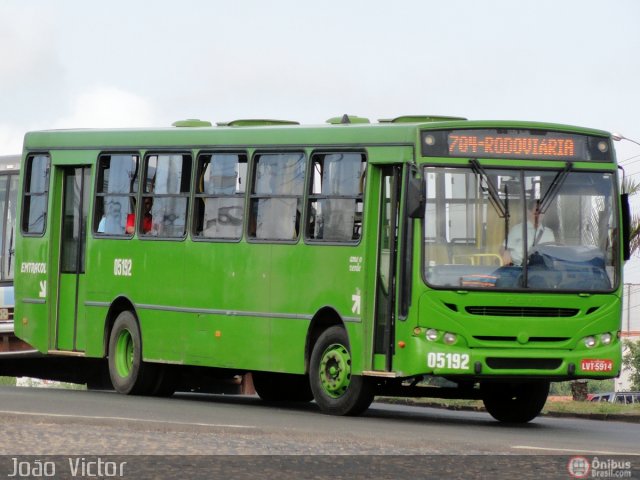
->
xmin=542 ymin=398 xmax=640 ymax=417
xmin=377 ymin=396 xmax=640 ymax=418
xmin=0 ymin=377 xmax=85 ymax=390
xmin=0 ymin=377 xmax=16 ymax=387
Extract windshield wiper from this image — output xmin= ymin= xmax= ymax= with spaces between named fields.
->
xmin=469 ymin=159 xmax=508 ymax=218
xmin=538 ymin=162 xmax=572 ymax=214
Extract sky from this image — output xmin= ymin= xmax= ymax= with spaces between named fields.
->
xmin=2 ymin=0 xmax=640 ymax=280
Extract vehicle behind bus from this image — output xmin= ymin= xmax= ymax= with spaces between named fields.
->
xmin=0 ymin=155 xmax=35 ymax=355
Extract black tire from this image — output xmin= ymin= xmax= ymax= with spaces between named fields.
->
xmin=107 ymin=311 xmax=158 ymax=395
xmin=253 ymin=372 xmax=314 ymax=402
xmin=309 ymin=326 xmax=374 ymax=416
xmin=481 ymin=381 xmax=550 ymax=423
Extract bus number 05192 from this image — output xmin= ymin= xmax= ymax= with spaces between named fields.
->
xmin=427 ymin=352 xmax=470 ymax=370
xmin=113 ymin=258 xmax=132 ymax=277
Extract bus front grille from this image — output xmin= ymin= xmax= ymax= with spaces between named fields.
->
xmin=486 ymin=358 xmax=563 ymax=370
xmin=474 ymin=336 xmax=570 ymax=343
xmin=465 ymin=306 xmax=578 ymax=317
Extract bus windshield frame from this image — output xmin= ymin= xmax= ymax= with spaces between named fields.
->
xmin=422 ymin=164 xmax=619 ymax=292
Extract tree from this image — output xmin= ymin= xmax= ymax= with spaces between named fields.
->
xmin=622 ymin=339 xmax=640 ymax=391
xmin=623 ymin=178 xmax=640 ymax=256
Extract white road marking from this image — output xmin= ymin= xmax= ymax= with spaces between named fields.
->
xmin=0 ymin=409 xmax=256 ymax=430
xmin=513 ymin=445 xmax=640 ymax=456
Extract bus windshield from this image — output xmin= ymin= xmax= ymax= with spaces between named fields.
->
xmin=423 ymin=166 xmax=618 ymax=291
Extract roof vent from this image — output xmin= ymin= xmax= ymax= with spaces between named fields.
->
xmin=216 ymin=119 xmax=299 ymax=127
xmin=378 ymin=115 xmax=467 ymax=123
xmin=326 ymin=114 xmax=370 ymax=125
xmin=172 ymin=119 xmax=212 ymax=127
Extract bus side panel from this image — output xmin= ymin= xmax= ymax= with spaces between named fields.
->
xmin=84 ymin=238 xmax=276 ymax=370
xmin=180 ymin=313 xmax=271 ymax=369
xmin=83 ymin=305 xmax=109 ymax=357
xmin=83 ymin=237 xmax=132 ymax=357
xmin=268 ymin=242 xmax=367 ymax=374
xmin=177 ymin=241 xmax=272 ymax=370
xmin=14 ymin=237 xmax=51 ymax=352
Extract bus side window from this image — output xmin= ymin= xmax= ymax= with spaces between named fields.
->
xmin=248 ymin=153 xmax=306 ymax=241
xmin=142 ymin=153 xmax=192 ymax=238
xmin=94 ymin=154 xmax=139 ymax=236
xmin=22 ymin=154 xmax=50 ymax=235
xmin=193 ymin=153 xmax=247 ymax=240
xmin=306 ymin=152 xmax=365 ymax=243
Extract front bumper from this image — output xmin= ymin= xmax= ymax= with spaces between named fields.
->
xmin=397 ymin=336 xmax=621 ymax=380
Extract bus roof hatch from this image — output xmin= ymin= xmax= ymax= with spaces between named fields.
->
xmin=326 ymin=115 xmax=370 ymax=125
xmin=216 ymin=119 xmax=300 ymax=127
xmin=172 ymin=119 xmax=213 ymax=127
xmin=378 ymin=115 xmax=467 ymax=123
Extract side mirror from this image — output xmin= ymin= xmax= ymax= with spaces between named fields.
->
xmin=407 ymin=168 xmax=425 ymax=219
xmin=621 ymin=193 xmax=631 ymax=261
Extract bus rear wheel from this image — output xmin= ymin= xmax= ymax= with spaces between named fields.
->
xmin=253 ymin=372 xmax=314 ymax=402
xmin=309 ymin=326 xmax=374 ymax=416
xmin=108 ymin=311 xmax=158 ymax=395
xmin=481 ymin=380 xmax=550 ymax=423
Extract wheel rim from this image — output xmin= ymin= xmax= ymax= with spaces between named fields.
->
xmin=114 ymin=329 xmax=134 ymax=378
xmin=318 ymin=343 xmax=351 ymax=398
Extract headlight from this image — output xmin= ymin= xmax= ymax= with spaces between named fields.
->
xmin=600 ymin=333 xmax=612 ymax=345
xmin=443 ymin=332 xmax=457 ymax=345
xmin=584 ymin=336 xmax=597 ymax=348
xmin=426 ymin=329 xmax=438 ymax=341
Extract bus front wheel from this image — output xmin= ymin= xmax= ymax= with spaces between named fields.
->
xmin=107 ymin=311 xmax=158 ymax=395
xmin=309 ymin=326 xmax=374 ymax=416
xmin=481 ymin=380 xmax=550 ymax=423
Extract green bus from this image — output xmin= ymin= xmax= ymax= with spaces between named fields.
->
xmin=14 ymin=115 xmax=630 ymax=422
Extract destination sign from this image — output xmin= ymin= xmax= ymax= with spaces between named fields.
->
xmin=421 ymin=129 xmax=611 ymax=161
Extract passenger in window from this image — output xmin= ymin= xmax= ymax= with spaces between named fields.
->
xmin=126 ymin=197 xmax=153 ymax=234
xmin=97 ymin=201 xmax=126 ymax=235
xmin=501 ymin=199 xmax=555 ymax=266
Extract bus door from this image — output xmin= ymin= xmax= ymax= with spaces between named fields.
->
xmin=373 ymin=165 xmax=403 ymax=372
xmin=54 ymin=166 xmax=90 ymax=352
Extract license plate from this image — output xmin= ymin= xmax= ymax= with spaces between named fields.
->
xmin=580 ymin=359 xmax=613 ymax=372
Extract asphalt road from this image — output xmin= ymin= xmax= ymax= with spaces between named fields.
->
xmin=0 ymin=386 xmax=637 ymax=479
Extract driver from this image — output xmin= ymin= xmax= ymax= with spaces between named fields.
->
xmin=501 ymin=199 xmax=555 ymax=266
